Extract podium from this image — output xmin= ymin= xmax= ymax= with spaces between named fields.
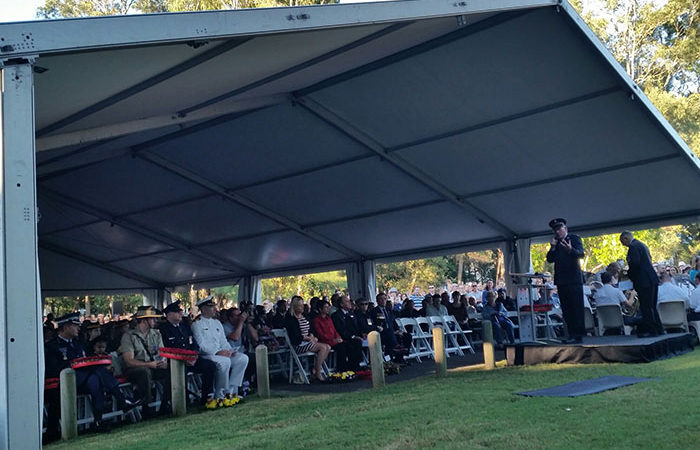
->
xmin=510 ymin=273 xmax=555 ymax=342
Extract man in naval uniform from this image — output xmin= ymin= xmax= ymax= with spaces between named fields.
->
xmin=191 ymin=296 xmax=248 ymax=408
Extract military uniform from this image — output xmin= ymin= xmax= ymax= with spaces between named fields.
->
xmin=159 ymin=314 xmax=217 ymax=402
xmin=192 ymin=315 xmax=248 ymax=399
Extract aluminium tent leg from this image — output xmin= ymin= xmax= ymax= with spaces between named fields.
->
xmin=0 ymin=62 xmax=42 ymax=450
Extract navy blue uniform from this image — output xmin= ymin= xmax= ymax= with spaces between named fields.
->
xmin=546 ymin=234 xmax=585 ymax=339
xmin=44 ymin=336 xmax=122 ymax=435
xmin=159 ymin=321 xmax=217 ymax=400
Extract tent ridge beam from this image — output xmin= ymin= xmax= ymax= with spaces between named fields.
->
xmin=179 ymin=22 xmax=412 ymax=116
xmin=38 ymin=188 xmax=252 ymax=273
xmin=304 ymin=199 xmax=447 ymax=228
xmin=104 ymin=199 xmax=447 ymax=264
xmin=295 ymin=96 xmax=515 ymax=239
xmin=136 ymin=151 xmax=364 ymax=259
xmin=39 ymin=241 xmax=163 ymax=288
xmin=295 ymin=9 xmax=534 ymax=98
xmin=463 ymin=154 xmax=681 ymax=199
xmin=36 ymin=37 xmax=253 ymax=137
xmin=388 ymin=86 xmax=623 ymax=153
xmin=38 ymin=193 xmax=216 ymax=237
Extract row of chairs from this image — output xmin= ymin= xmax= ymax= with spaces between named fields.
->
xmin=396 ymin=316 xmax=474 ymax=362
xmin=588 ymin=300 xmax=693 ymax=336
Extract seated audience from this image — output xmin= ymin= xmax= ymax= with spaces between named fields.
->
xmin=270 ymin=299 xmax=288 ymax=329
xmin=657 ymin=272 xmax=690 ymax=308
xmin=482 ymin=291 xmax=515 ymax=347
xmin=285 ymin=295 xmax=330 ymax=382
xmin=44 ymin=313 xmax=140 ymax=440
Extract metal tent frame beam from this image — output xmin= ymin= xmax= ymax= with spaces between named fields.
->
xmin=39 ymin=241 xmax=163 ymax=288
xmin=178 ymin=22 xmax=412 ymax=116
xmin=39 ymin=188 xmax=250 ymax=273
xmin=36 ymin=37 xmax=254 ymax=137
xmin=136 ymin=151 xmax=364 ymax=259
xmin=296 ymin=96 xmax=516 ymax=238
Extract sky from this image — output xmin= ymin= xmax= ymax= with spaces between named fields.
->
xmin=0 ymin=0 xmax=45 ymax=23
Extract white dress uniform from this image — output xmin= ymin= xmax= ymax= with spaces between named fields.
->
xmin=192 ymin=316 xmax=249 ymax=399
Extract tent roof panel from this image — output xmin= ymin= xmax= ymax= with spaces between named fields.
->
xmin=469 ymin=158 xmax=700 ymax=234
xmin=308 ymin=8 xmax=619 ymax=148
xmin=198 ymin=230 xmax=348 ymax=273
xmin=126 ymin=195 xmax=287 ymax=245
xmin=147 ymin=103 xmax=373 ymax=189
xmin=41 ymin=155 xmax=212 ymax=215
xmin=395 ymin=90 xmax=677 ymax=196
xmin=311 ymin=201 xmax=501 ymax=256
xmin=238 ymin=157 xmax=442 ymax=225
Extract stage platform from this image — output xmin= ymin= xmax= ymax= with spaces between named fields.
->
xmin=506 ymin=333 xmax=695 ymax=366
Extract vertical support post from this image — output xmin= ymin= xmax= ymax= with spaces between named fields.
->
xmin=255 ymin=345 xmax=270 ymax=399
xmin=367 ymin=331 xmax=385 ymax=388
xmin=170 ymin=359 xmax=186 ymax=417
xmin=59 ymin=369 xmax=77 ymax=440
xmin=0 ymin=62 xmax=42 ymax=450
xmin=482 ymin=320 xmax=495 ymax=370
xmin=432 ymin=327 xmax=447 ymax=377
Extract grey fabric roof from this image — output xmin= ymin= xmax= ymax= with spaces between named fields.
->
xmin=3 ymin=0 xmax=697 ymax=293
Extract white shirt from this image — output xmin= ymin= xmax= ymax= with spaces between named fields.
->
xmin=688 ymin=288 xmax=700 ymax=313
xmin=657 ymin=282 xmax=690 ymax=309
xmin=191 ymin=316 xmax=231 ymax=356
xmin=593 ymin=284 xmax=627 ymax=307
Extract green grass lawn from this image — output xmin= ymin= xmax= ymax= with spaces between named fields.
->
xmin=49 ymin=349 xmax=700 ymax=449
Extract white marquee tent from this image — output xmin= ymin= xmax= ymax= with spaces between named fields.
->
xmin=1 ymin=0 xmax=699 ymax=446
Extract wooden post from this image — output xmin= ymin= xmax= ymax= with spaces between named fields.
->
xmin=482 ymin=320 xmax=495 ymax=370
xmin=432 ymin=327 xmax=447 ymax=377
xmin=256 ymin=345 xmax=270 ymax=399
xmin=170 ymin=359 xmax=187 ymax=416
xmin=59 ymin=368 xmax=78 ymax=440
xmin=367 ymin=331 xmax=385 ymax=388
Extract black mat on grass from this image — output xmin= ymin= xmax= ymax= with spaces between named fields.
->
xmin=517 ymin=375 xmax=656 ymax=397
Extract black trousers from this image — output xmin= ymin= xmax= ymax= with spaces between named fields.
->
xmin=187 ymin=357 xmax=217 ymax=401
xmin=637 ymin=284 xmax=663 ymax=334
xmin=558 ymin=284 xmax=585 ymax=339
xmin=334 ymin=339 xmax=363 ymax=371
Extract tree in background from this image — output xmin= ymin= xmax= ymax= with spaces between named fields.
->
xmin=37 ymin=0 xmax=337 ymax=18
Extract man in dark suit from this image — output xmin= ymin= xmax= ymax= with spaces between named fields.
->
xmin=159 ymin=301 xmax=217 ymax=403
xmin=620 ymin=231 xmax=663 ymax=337
xmin=546 ymin=218 xmax=585 ymax=343
xmin=330 ymin=295 xmax=363 ymax=371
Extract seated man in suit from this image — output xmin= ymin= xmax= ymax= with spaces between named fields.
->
xmin=330 ymin=296 xmax=363 ymax=371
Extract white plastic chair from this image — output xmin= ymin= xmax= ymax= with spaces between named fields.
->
xmin=583 ymin=307 xmax=596 ymax=336
xmin=272 ymin=328 xmax=329 ymax=384
xmin=427 ymin=316 xmax=462 ymax=356
xmin=396 ymin=317 xmax=433 ymax=362
xmin=657 ymin=300 xmax=689 ymax=333
xmin=596 ymin=304 xmax=625 ymax=335
xmin=442 ymin=315 xmax=475 ymax=354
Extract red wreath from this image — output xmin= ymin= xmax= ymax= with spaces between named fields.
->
xmin=159 ymin=347 xmax=198 ymax=362
xmin=45 ymin=377 xmax=60 ymax=390
xmin=519 ymin=304 xmax=553 ymax=313
xmin=71 ymin=355 xmax=112 ymax=369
